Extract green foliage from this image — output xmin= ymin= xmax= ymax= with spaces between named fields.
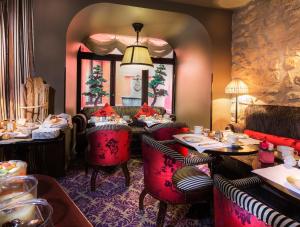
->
xmin=148 ymin=64 xmax=168 ymax=106
xmin=82 ymin=64 xmax=109 ymax=106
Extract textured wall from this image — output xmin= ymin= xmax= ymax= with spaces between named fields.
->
xmin=232 ymin=0 xmax=300 ymax=107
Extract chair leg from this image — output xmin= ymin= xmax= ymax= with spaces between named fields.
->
xmin=85 ymin=163 xmax=89 ymax=175
xmin=156 ymin=201 xmax=167 ymax=227
xmin=139 ymin=188 xmax=148 ymax=211
xmin=90 ymin=168 xmax=99 ymax=191
xmin=121 ymin=162 xmax=130 ymax=187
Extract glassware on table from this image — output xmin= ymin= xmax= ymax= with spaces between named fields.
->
xmin=0 ymin=199 xmax=53 ymax=227
xmin=0 ymin=160 xmax=27 ymax=180
xmin=214 ymin=130 xmax=223 ymax=142
xmin=194 ymin=126 xmax=203 ymax=134
xmin=0 ymin=175 xmax=38 ymax=209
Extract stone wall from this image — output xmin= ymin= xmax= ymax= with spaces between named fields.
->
xmin=232 ymin=0 xmax=300 ymax=107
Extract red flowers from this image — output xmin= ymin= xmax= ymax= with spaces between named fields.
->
xmin=259 ymin=140 xmax=269 ymax=151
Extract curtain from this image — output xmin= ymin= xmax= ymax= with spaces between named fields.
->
xmin=0 ymin=0 xmax=35 ymax=120
xmin=83 ymin=36 xmax=173 ymax=58
xmin=0 ymin=1 xmax=8 ymax=120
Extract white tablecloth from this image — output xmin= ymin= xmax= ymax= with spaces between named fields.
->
xmin=173 ymin=133 xmax=230 ymax=153
xmin=94 ymin=120 xmax=128 ymax=127
xmin=252 ymin=164 xmax=300 ymax=195
xmin=143 ymin=118 xmax=172 ymax=127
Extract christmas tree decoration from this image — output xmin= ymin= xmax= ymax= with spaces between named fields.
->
xmin=82 ymin=65 xmax=109 ymax=106
xmin=148 ymin=64 xmax=168 ymax=106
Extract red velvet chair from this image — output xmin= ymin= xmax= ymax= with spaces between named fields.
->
xmin=86 ymin=125 xmax=132 ymax=191
xmin=214 ymin=174 xmax=300 ymax=227
xmin=145 ymin=122 xmax=190 ymax=141
xmin=140 ymin=135 xmax=214 ymax=227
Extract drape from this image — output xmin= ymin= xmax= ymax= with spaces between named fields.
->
xmin=0 ymin=1 xmax=8 ymax=119
xmin=0 ymin=0 xmax=35 ymax=120
xmin=83 ymin=36 xmax=173 ymax=58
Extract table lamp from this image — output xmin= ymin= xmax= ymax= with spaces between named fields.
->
xmin=225 ymin=78 xmax=248 ymax=123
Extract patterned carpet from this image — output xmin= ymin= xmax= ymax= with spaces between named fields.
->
xmin=58 ymin=159 xmax=212 ymax=227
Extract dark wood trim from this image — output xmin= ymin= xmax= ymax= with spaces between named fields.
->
xmin=141 ymin=70 xmax=149 ymax=104
xmin=110 ymin=60 xmax=116 ymax=106
xmin=76 ymin=47 xmax=82 ymax=113
xmin=77 ymin=51 xmax=175 ymax=65
xmin=210 ymin=73 xmax=213 ymax=130
xmin=172 ymin=52 xmax=177 ymax=114
xmin=76 ymin=49 xmax=176 ymax=112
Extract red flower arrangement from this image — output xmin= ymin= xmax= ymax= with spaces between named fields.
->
xmin=259 ymin=140 xmax=270 ymax=151
xmin=259 ymin=139 xmax=274 ymax=163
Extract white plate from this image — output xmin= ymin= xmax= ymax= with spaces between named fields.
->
xmin=287 ymin=176 xmax=300 ymax=190
xmin=183 ymin=136 xmax=202 ymax=143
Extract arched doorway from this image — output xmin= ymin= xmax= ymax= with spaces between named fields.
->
xmin=66 ymin=3 xmax=212 ymax=127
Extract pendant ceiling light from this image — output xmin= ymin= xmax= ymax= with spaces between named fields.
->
xmin=121 ymin=23 xmax=153 ymax=69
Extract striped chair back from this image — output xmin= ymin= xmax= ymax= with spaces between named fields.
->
xmin=142 ymin=135 xmax=186 ymax=204
xmin=146 ymin=122 xmax=189 ymax=140
xmin=86 ymin=125 xmax=132 ymax=166
xmin=214 ymin=174 xmax=300 ymax=227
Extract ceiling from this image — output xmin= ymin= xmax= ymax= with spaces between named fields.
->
xmin=163 ymin=0 xmax=252 ymax=9
xmin=67 ymin=3 xmax=211 ymax=48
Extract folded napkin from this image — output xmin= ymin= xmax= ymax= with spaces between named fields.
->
xmin=196 ymin=141 xmax=230 ymax=153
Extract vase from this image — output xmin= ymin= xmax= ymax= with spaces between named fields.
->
xmin=259 ymin=150 xmax=274 ymax=164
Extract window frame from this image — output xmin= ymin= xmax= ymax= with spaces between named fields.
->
xmin=76 ymin=47 xmax=176 ymax=113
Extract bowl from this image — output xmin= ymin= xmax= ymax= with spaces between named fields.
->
xmin=0 ymin=160 xmax=27 ymax=179
xmin=0 ymin=175 xmax=38 ymax=209
xmin=0 ymin=199 xmax=53 ymax=227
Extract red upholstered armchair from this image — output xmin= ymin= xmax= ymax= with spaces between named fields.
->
xmin=145 ymin=122 xmax=190 ymax=141
xmin=140 ymin=135 xmax=214 ymax=227
xmin=86 ymin=125 xmax=132 ymax=191
xmin=214 ymin=174 xmax=300 ymax=227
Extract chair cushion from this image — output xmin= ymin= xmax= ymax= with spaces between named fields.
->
xmin=134 ymin=103 xmax=158 ymax=118
xmin=172 ymin=166 xmax=213 ymax=192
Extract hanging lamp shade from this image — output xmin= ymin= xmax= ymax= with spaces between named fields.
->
xmin=225 ymin=78 xmax=248 ymax=94
xmin=121 ymin=23 xmax=153 ymax=68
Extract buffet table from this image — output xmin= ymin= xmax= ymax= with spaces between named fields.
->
xmin=0 ymin=134 xmax=66 ymax=177
xmin=35 ymin=174 xmax=92 ymax=227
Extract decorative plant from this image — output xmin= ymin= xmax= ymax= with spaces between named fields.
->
xmin=148 ymin=64 xmax=168 ymax=106
xmin=82 ymin=64 xmax=109 ymax=106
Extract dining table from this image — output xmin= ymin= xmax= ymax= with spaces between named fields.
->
xmin=173 ymin=133 xmax=259 ymax=156
xmin=35 ymin=174 xmax=92 ymax=227
xmin=174 ymin=132 xmax=300 ymax=213
xmin=231 ymin=154 xmax=300 ymax=205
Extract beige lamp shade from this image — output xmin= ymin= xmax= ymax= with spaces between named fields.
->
xmin=225 ymin=78 xmax=248 ymax=94
xmin=121 ymin=45 xmax=153 ymax=67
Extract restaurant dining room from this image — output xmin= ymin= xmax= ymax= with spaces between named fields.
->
xmin=1 ymin=0 xmax=300 ymax=226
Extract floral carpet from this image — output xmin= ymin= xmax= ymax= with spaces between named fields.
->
xmin=58 ymin=159 xmax=212 ymax=227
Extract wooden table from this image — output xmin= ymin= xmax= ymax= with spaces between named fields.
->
xmin=35 ymin=174 xmax=92 ymax=227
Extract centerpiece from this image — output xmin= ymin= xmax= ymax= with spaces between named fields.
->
xmin=258 ymin=140 xmax=275 ymax=164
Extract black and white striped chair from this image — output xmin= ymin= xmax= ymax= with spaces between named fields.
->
xmin=140 ymin=135 xmax=214 ymax=227
xmin=145 ymin=122 xmax=190 ymax=140
xmin=214 ymin=174 xmax=300 ymax=227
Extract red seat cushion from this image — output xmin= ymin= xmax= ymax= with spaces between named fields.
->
xmin=265 ymin=135 xmax=296 ymax=147
xmin=134 ymin=103 xmax=158 ymax=118
xmin=244 ymin=129 xmax=300 ymax=154
xmin=91 ymin=103 xmax=117 ymax=117
xmin=244 ymin=130 xmax=267 ymax=140
xmin=295 ymin=141 xmax=300 ymax=155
